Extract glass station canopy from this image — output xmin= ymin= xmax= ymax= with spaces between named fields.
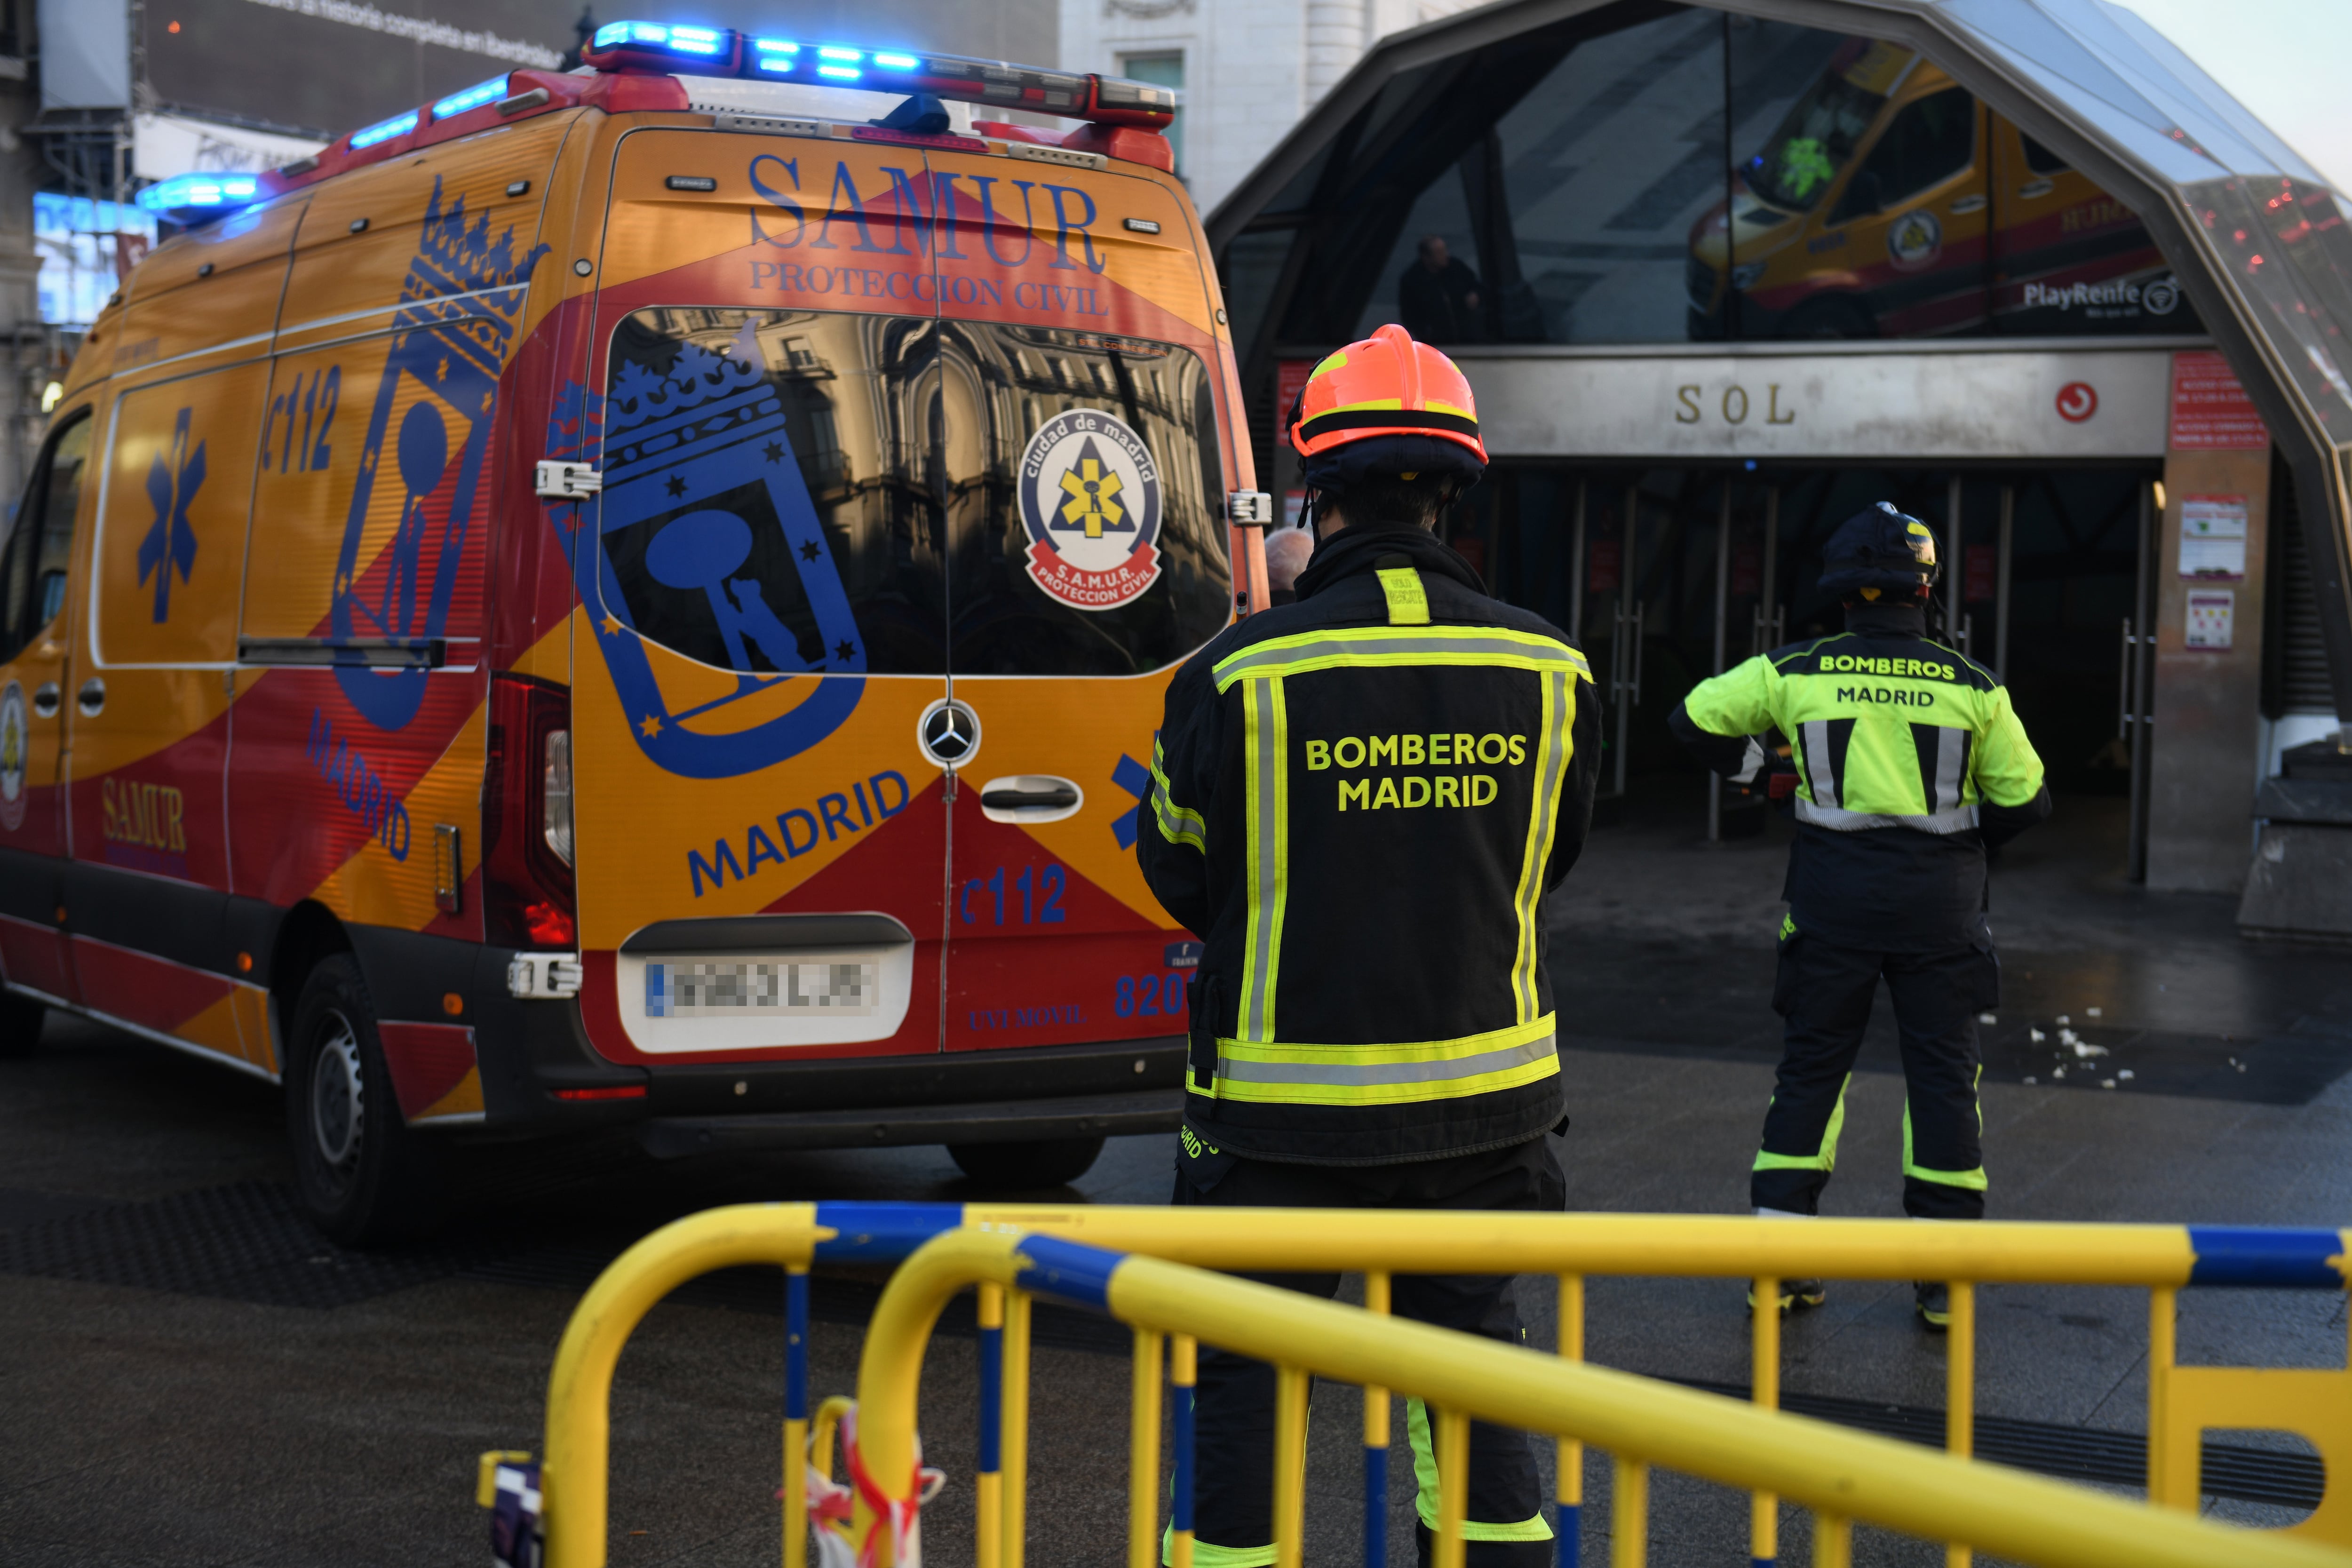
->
xmin=1210 ymin=0 xmax=2352 ymax=462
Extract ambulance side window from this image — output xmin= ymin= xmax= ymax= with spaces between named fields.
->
xmin=939 ymin=324 xmax=1232 ymax=676
xmin=0 ymin=410 xmax=91 ymax=663
xmin=2019 ymin=135 xmax=2070 ymax=176
xmin=1834 ymin=87 xmax=1975 ymax=222
xmin=601 ymin=308 xmax=946 ymax=676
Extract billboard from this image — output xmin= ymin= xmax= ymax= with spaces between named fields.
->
xmin=36 ymin=195 xmax=157 ymax=326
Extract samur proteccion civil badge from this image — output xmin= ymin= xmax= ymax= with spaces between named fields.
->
xmin=1017 ymin=409 xmax=1163 ymax=613
xmin=0 ymin=680 xmax=26 ymax=831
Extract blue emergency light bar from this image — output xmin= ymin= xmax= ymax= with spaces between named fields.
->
xmin=135 ymin=171 xmax=262 ymax=218
xmin=431 ymin=74 xmax=509 ymax=119
xmin=349 ymin=109 xmax=420 ymax=150
xmin=580 ymin=20 xmax=1174 ymax=127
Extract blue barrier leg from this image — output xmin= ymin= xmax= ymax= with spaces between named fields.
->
xmin=1558 ymin=1503 xmax=1579 ymax=1568
xmin=787 ymin=1269 xmax=809 ymax=1422
xmin=1364 ymin=1442 xmax=1387 ymax=1568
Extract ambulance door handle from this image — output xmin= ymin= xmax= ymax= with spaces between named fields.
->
xmin=981 ymin=782 xmax=1079 ymax=811
xmin=32 ymin=682 xmax=57 ymax=717
xmin=77 ymin=677 xmax=104 ymax=716
xmin=2018 ymin=178 xmax=2054 ymax=200
xmin=1948 ymin=194 xmax=1987 ymax=215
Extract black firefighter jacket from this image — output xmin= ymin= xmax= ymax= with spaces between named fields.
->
xmin=1138 ymin=525 xmax=1601 ymax=1164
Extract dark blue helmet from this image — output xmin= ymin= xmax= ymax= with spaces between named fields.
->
xmin=1819 ymin=502 xmax=1941 ymax=597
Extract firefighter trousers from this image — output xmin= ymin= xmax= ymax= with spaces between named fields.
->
xmin=1169 ymin=1130 xmax=1565 ymax=1568
xmin=1751 ymin=928 xmax=1998 ymax=1221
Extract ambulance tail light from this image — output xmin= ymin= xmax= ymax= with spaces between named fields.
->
xmin=543 ymin=729 xmax=574 ymax=867
xmin=484 ymin=675 xmax=577 ymax=952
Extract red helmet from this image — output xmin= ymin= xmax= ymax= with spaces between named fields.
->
xmin=1287 ymin=323 xmax=1488 ymax=490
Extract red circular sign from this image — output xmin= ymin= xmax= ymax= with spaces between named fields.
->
xmin=2055 ymin=382 xmax=2099 ymax=422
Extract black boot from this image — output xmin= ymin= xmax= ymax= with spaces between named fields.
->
xmin=1914 ymin=1280 xmax=1950 ymax=1331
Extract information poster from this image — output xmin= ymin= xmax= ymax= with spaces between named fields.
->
xmin=2169 ymin=350 xmax=2269 ymax=449
xmin=2179 ymin=493 xmax=2248 ymax=580
xmin=2185 ymin=589 xmax=2235 ymax=650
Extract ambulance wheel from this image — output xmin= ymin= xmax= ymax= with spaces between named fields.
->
xmin=947 ymin=1137 xmax=1105 ymax=1190
xmin=285 ymin=955 xmax=440 ymax=1246
xmin=0 ymin=991 xmax=44 ymax=1057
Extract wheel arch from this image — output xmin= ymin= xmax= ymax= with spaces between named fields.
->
xmin=267 ymin=900 xmax=353 ymax=1063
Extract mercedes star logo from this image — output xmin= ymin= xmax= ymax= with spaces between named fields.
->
xmin=918 ymin=699 xmax=982 ymax=769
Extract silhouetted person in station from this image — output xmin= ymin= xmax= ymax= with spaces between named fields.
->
xmin=1398 ymin=235 xmax=1485 ymax=344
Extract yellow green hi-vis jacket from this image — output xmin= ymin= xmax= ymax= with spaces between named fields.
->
xmin=1670 ymin=604 xmax=2051 ymax=951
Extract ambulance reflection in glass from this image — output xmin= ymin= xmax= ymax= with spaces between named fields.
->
xmin=1689 ymin=40 xmax=2199 ymax=340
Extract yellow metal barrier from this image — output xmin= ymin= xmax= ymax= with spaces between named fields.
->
xmin=491 ymin=1202 xmax=2352 ymax=1568
xmin=849 ymin=1226 xmax=2352 ymax=1568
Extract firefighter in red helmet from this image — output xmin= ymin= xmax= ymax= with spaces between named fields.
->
xmin=1137 ymin=323 xmax=1602 ymax=1566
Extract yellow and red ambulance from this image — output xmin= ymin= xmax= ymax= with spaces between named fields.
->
xmin=0 ymin=26 xmax=1268 ymax=1240
xmin=1687 ymin=41 xmax=2191 ymax=339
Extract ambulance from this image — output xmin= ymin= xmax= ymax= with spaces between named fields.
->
xmin=1687 ymin=40 xmax=2193 ymax=339
xmin=0 ymin=26 xmax=1271 ymax=1241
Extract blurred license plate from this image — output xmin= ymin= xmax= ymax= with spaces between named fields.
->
xmin=644 ymin=959 xmax=880 ymax=1018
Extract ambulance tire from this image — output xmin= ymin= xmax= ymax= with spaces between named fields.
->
xmin=285 ymin=955 xmax=442 ymax=1246
xmin=0 ymin=990 xmax=43 ymax=1056
xmin=946 ymin=1137 xmax=1105 ymax=1190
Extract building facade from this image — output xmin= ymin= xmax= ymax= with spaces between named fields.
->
xmin=1209 ymin=0 xmax=2352 ymax=925
xmin=1061 ymin=0 xmax=1483 ymax=211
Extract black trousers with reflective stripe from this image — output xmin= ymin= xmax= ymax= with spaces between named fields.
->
xmin=1753 ymin=932 xmax=1997 ymax=1221
xmin=1171 ymin=1136 xmax=1563 ymax=1568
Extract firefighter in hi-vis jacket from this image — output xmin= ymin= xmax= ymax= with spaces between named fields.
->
xmin=1139 ymin=323 xmax=1601 ymax=1568
xmin=1671 ymin=503 xmax=2052 ymax=1330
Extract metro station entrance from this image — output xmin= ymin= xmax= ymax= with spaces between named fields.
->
xmin=1450 ymin=460 xmax=2159 ymax=865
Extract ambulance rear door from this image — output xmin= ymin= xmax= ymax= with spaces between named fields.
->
xmin=570 ymin=126 xmax=952 ymax=1068
xmin=0 ymin=403 xmax=96 ymax=1006
xmin=927 ymin=150 xmax=1234 ymax=1055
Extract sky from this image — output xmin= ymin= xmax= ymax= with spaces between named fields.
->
xmin=2120 ymin=0 xmax=2352 ymax=189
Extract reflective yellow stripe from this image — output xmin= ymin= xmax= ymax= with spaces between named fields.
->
xmin=1150 ymin=736 xmax=1206 ymax=853
xmin=1376 ymin=567 xmax=1430 ymax=625
xmin=1406 ymin=1398 xmax=1553 ymax=1539
xmin=1901 ymin=1071 xmax=1988 ymax=1190
xmin=1212 ymin=1016 xmax=1558 ymax=1107
xmin=1753 ymin=1075 xmax=1851 ymax=1174
xmin=1238 ymin=677 xmax=1289 ymax=1045
xmin=1511 ymin=667 xmax=1573 ymax=1022
xmin=1214 ymin=625 xmax=1583 ymax=692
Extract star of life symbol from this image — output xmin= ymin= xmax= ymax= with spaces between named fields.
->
xmin=1018 ymin=409 xmax=1162 ymax=613
xmin=139 ymin=408 xmax=205 ymax=623
xmin=0 ymin=680 xmax=26 ymax=831
xmin=1058 ymin=447 xmax=1126 ymax=537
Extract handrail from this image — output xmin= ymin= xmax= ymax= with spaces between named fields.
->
xmin=849 ymin=1227 xmax=2352 ymax=1568
xmin=972 ymin=1204 xmax=2351 ymax=1283
xmin=539 ymin=1202 xmax=826 ymax=1568
xmin=518 ymin=1202 xmax=2352 ymax=1568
